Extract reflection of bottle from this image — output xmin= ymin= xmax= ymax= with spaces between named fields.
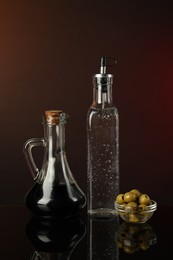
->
xmin=87 ymin=57 xmax=119 ymax=217
xmin=115 ymin=221 xmax=157 ymax=254
xmin=24 ymin=110 xmax=86 ymax=219
xmin=26 ymin=216 xmax=86 ymax=260
xmin=87 ymin=218 xmax=119 ymax=260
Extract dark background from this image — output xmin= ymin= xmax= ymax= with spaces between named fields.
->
xmin=0 ymin=0 xmax=172 ymax=206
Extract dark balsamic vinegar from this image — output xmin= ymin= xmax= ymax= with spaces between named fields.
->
xmin=25 ymin=181 xmax=86 ymax=219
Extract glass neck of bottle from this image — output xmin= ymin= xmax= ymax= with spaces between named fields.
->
xmin=93 ymin=84 xmax=113 ymax=108
xmin=44 ymin=123 xmax=65 ymax=158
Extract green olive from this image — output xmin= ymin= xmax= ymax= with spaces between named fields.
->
xmin=126 ymin=201 xmax=138 ymax=211
xmin=139 ymin=194 xmax=150 ymax=205
xmin=124 ymin=192 xmax=136 ymax=203
xmin=130 ymin=189 xmax=141 ymax=198
xmin=122 ymin=202 xmax=127 ymax=208
xmin=116 ymin=194 xmax=124 ymax=204
xmin=128 ymin=213 xmax=139 ymax=223
xmin=138 ymin=204 xmax=147 ymax=211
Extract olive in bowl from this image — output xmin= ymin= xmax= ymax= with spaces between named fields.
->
xmin=115 ymin=189 xmax=157 ymax=224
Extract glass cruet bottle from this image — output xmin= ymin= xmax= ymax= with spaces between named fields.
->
xmin=24 ymin=110 xmax=86 ymax=219
xmin=87 ymin=57 xmax=119 ymax=218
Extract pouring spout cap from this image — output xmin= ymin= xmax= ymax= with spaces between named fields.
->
xmin=100 ymin=57 xmax=117 ymax=74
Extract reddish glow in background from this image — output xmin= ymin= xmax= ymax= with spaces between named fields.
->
xmin=0 ymin=1 xmax=172 ymax=206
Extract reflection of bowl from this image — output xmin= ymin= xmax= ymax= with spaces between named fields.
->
xmin=115 ymin=221 xmax=157 ymax=254
xmin=115 ymin=200 xmax=157 ymax=224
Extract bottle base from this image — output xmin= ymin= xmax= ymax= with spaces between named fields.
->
xmin=88 ymin=208 xmax=118 ymax=218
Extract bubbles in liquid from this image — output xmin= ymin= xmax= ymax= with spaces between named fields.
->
xmin=87 ymin=107 xmax=119 ymax=216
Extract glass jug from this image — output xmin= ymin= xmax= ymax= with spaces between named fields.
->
xmin=23 ymin=110 xmax=86 ymax=219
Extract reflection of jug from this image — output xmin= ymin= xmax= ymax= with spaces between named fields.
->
xmin=115 ymin=221 xmax=157 ymax=254
xmin=23 ymin=110 xmax=86 ymax=219
xmin=26 ymin=216 xmax=86 ymax=260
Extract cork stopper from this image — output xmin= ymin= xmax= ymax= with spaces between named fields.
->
xmin=45 ymin=110 xmax=63 ymax=125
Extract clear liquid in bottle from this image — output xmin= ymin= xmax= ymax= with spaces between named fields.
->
xmin=87 ymin=57 xmax=119 ymax=217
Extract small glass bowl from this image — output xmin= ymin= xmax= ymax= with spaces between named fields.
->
xmin=115 ymin=200 xmax=157 ymax=224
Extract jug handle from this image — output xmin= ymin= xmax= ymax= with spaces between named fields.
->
xmin=23 ymin=138 xmax=45 ymax=180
